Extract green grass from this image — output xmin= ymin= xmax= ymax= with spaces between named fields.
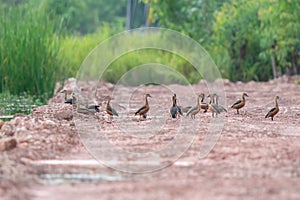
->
xmin=103 ymin=49 xmax=200 ymax=84
xmin=0 ymin=3 xmax=63 ymax=103
xmin=0 ymin=92 xmax=43 ymax=116
xmin=59 ymin=24 xmax=123 ymax=78
xmin=60 ymin=28 xmax=202 ymax=84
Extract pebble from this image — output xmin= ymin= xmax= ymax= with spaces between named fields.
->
xmin=0 ymin=138 xmax=17 ymax=152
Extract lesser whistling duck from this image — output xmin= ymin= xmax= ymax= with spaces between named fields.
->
xmin=207 ymin=94 xmax=220 ymax=117
xmin=214 ymin=94 xmax=227 ymax=113
xmin=135 ymin=93 xmax=152 ymax=119
xmin=187 ymin=94 xmax=201 ymax=119
xmin=265 ymin=96 xmax=279 ymax=121
xmin=179 ymin=106 xmax=192 ymax=113
xmin=199 ymin=93 xmax=208 ymax=113
xmin=231 ymin=93 xmax=248 ymax=114
xmin=77 ymin=106 xmax=98 ymax=114
xmin=105 ymin=96 xmax=119 ymax=118
xmin=173 ymin=94 xmax=183 ymax=116
xmin=170 ymin=94 xmax=178 ymax=118
xmin=61 ymin=89 xmax=76 ymax=104
xmin=88 ymin=105 xmax=100 ymax=112
xmin=170 ymin=94 xmax=182 ymax=118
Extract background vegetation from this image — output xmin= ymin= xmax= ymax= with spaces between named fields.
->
xmin=0 ymin=0 xmax=299 ymax=112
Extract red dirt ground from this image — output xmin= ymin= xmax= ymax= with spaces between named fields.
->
xmin=1 ymin=76 xmax=300 ymax=200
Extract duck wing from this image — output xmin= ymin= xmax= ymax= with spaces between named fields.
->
xmin=65 ymin=98 xmax=73 ymax=104
xmin=135 ymin=106 xmax=146 ymax=115
xmin=111 ymin=107 xmax=119 ymax=116
xmin=88 ymin=105 xmax=100 ymax=112
xmin=231 ymin=100 xmax=241 ymax=108
xmin=177 ymin=106 xmax=183 ymax=115
xmin=187 ymin=106 xmax=197 ymax=116
xmin=170 ymin=106 xmax=178 ymax=118
xmin=211 ymin=104 xmax=221 ymax=114
xmin=217 ymin=105 xmax=227 ymax=112
xmin=265 ymin=107 xmax=275 ymax=118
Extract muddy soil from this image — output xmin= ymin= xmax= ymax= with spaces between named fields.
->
xmin=1 ymin=76 xmax=300 ymax=200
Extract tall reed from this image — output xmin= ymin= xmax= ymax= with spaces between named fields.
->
xmin=0 ymin=3 xmax=63 ymax=102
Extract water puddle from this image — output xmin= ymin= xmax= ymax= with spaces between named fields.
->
xmin=174 ymin=161 xmax=194 ymax=167
xmin=39 ymin=173 xmax=127 ymax=184
xmin=0 ymin=115 xmax=14 ymax=119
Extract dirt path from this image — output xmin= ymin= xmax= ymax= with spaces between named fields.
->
xmin=1 ymin=77 xmax=300 ymax=200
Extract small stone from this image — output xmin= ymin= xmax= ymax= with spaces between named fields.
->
xmin=0 ymin=138 xmax=17 ymax=152
xmin=43 ymin=120 xmax=57 ymax=129
xmin=54 ymin=110 xmax=73 ymax=121
xmin=1 ymin=123 xmax=15 ymax=136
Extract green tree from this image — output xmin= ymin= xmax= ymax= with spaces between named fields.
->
xmin=213 ymin=0 xmax=300 ymax=81
xmin=258 ymin=0 xmax=300 ymax=77
xmin=41 ymin=0 xmax=127 ymax=34
xmin=143 ymin=0 xmax=229 ymax=45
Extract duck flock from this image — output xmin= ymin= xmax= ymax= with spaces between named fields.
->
xmin=62 ymin=90 xmax=280 ymax=121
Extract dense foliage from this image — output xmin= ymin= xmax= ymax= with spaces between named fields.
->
xmin=145 ymin=0 xmax=300 ymax=81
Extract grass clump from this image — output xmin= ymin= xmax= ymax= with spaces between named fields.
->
xmin=0 ymin=3 xmax=63 ymax=103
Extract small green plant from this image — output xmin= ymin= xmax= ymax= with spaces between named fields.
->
xmin=0 ymin=92 xmax=43 ymax=116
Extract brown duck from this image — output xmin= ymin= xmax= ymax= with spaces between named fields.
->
xmin=231 ymin=93 xmax=248 ymax=114
xmin=105 ymin=96 xmax=119 ymax=118
xmin=199 ymin=93 xmax=208 ymax=113
xmin=61 ymin=89 xmax=76 ymax=105
xmin=214 ymin=94 xmax=227 ymax=113
xmin=170 ymin=94 xmax=183 ymax=118
xmin=265 ymin=96 xmax=279 ymax=121
xmin=135 ymin=93 xmax=152 ymax=119
xmin=207 ymin=94 xmax=220 ymax=117
xmin=187 ymin=94 xmax=202 ymax=119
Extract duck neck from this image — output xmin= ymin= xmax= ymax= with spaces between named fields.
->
xmin=200 ymin=95 xmax=204 ymax=103
xmin=215 ymin=95 xmax=219 ymax=105
xmin=172 ymin=98 xmax=176 ymax=107
xmin=197 ymin=96 xmax=201 ymax=106
xmin=145 ymin=96 xmax=149 ymax=106
xmin=242 ymin=95 xmax=246 ymax=102
xmin=275 ymin=98 xmax=278 ymax=108
xmin=209 ymin=97 xmax=212 ymax=105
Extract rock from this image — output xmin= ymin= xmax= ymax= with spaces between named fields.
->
xmin=0 ymin=119 xmax=4 ymax=129
xmin=0 ymin=138 xmax=17 ymax=152
xmin=43 ymin=119 xmax=57 ymax=129
xmin=54 ymin=110 xmax=73 ymax=121
xmin=1 ymin=123 xmax=15 ymax=136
